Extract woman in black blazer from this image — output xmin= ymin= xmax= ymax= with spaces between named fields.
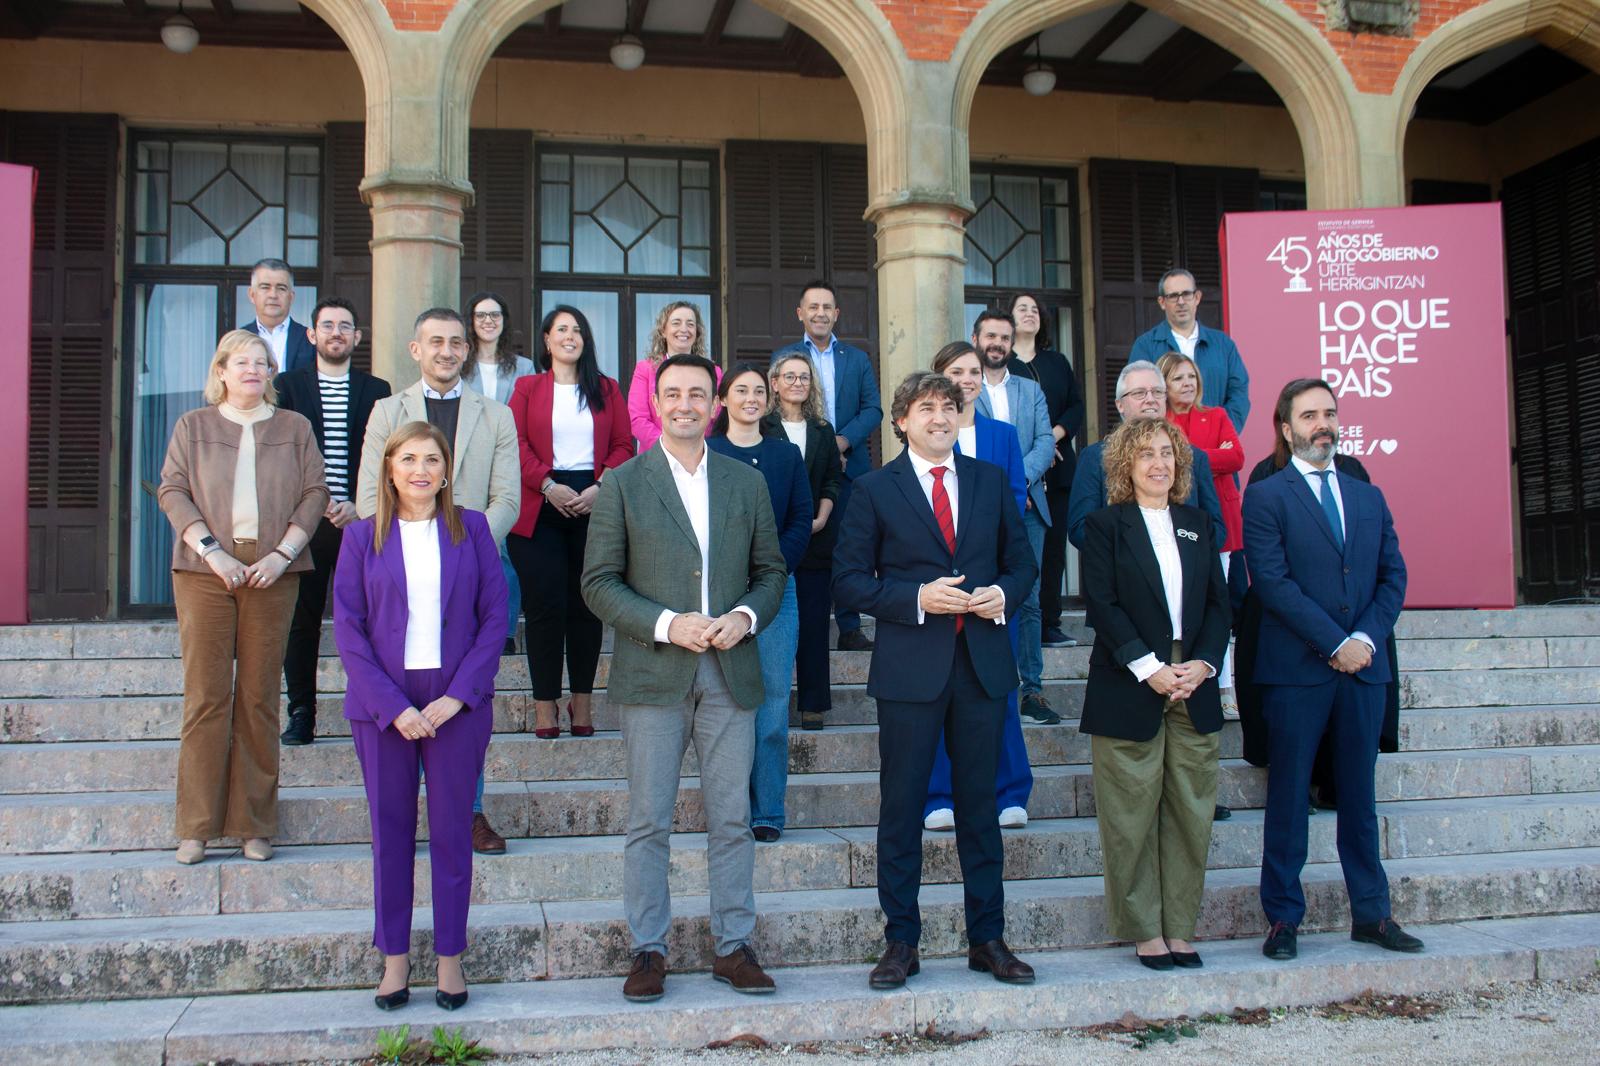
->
xmin=1080 ymin=418 xmax=1231 ymax=971
xmin=764 ymin=352 xmax=843 ymax=730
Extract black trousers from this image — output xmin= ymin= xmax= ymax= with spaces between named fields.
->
xmin=876 ymin=633 xmax=1006 ymax=947
xmin=283 ymin=516 xmax=343 ymax=713
xmin=1039 ymin=486 xmax=1071 ymax=628
xmin=506 ymin=470 xmax=601 ymax=701
xmin=794 ymin=566 xmax=833 ymax=713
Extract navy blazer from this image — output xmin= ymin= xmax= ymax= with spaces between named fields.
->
xmin=1242 ymin=464 xmax=1406 ymax=687
xmin=1068 ymin=437 xmax=1227 ymax=550
xmin=332 ymin=508 xmax=509 ymax=729
xmin=772 ymin=340 xmax=882 ymax=480
xmin=272 ymin=366 xmax=392 ymax=485
xmin=241 ymin=318 xmax=315 ymax=375
xmin=1079 ymin=502 xmax=1231 ymax=742
xmin=958 ymin=413 xmax=1028 ymax=517
xmin=832 ymin=450 xmax=1036 ymax=703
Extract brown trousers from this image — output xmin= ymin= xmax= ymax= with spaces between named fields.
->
xmin=172 ymin=541 xmax=298 ymax=841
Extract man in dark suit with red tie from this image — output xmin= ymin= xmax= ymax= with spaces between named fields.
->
xmin=833 ymin=370 xmax=1037 ymax=990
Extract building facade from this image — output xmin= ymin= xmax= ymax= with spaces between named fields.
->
xmin=2 ymin=0 xmax=1597 ymax=616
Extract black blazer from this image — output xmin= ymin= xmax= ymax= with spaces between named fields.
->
xmin=761 ymin=412 xmax=843 ymax=569
xmin=1079 ymin=501 xmax=1232 ymax=742
xmin=242 ymin=318 xmax=316 ymax=375
xmin=272 ymin=365 xmax=392 ymax=483
xmin=832 ymin=450 xmax=1036 ymax=703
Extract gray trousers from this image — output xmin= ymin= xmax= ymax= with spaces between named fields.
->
xmin=619 ymin=652 xmax=757 ymax=957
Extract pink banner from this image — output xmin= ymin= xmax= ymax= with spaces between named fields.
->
xmin=1220 ymin=203 xmax=1514 ymax=609
xmin=0 ymin=164 xmax=34 ymax=624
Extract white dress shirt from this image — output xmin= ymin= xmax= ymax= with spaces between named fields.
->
xmin=422 ymin=380 xmax=464 ymax=401
xmin=905 ymin=449 xmax=1004 ymax=626
xmin=982 ymin=370 xmax=1011 ymax=425
xmin=1127 ymin=506 xmax=1183 ymax=683
xmin=253 ymin=319 xmax=290 ymax=371
xmin=478 ymin=361 xmax=499 ymax=402
xmin=399 ymin=518 xmax=443 ymax=670
xmin=1290 ymin=454 xmax=1373 ymax=655
xmin=651 ymin=445 xmax=759 ymax=643
xmin=805 ymin=335 xmax=839 ymax=427
xmin=551 ymin=382 xmax=596 ymax=470
xmin=1171 ymin=324 xmax=1200 ymax=359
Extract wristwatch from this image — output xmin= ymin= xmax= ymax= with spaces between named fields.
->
xmin=198 ymin=535 xmax=219 ymax=556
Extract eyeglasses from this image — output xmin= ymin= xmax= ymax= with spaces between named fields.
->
xmin=473 ymin=311 xmax=503 ymax=322
xmin=780 ymin=373 xmax=811 ymax=385
xmin=1122 ymin=387 xmax=1168 ymax=401
xmin=316 ymin=322 xmax=356 ymax=335
xmin=1160 ymin=290 xmax=1198 ymax=302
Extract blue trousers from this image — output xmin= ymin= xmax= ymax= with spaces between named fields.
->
xmin=751 ymin=577 xmax=799 ymax=830
xmin=925 ymin=617 xmax=1031 ymax=815
xmin=1260 ymin=675 xmax=1391 ymax=927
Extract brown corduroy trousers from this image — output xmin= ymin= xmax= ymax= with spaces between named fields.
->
xmin=172 ymin=541 xmax=298 ymax=841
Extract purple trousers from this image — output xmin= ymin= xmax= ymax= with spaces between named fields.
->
xmin=350 ymin=668 xmax=493 ymax=956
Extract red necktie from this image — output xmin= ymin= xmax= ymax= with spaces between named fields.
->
xmin=929 ymin=465 xmax=961 ymax=633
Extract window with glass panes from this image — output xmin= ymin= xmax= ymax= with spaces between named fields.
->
xmin=535 ymin=146 xmax=719 ymax=388
xmin=124 ymin=132 xmax=323 ymax=610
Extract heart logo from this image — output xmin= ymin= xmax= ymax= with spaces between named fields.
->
xmin=1378 ymin=439 xmax=1398 ymax=455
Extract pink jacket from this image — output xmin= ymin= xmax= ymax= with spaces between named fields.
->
xmin=627 ymin=358 xmax=723 ymax=451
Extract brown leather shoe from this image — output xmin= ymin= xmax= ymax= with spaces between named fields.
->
xmin=868 ymin=940 xmax=919 ymax=990
xmin=968 ymin=939 xmax=1035 ymax=984
xmin=623 ymin=951 xmax=666 ymax=1002
xmin=712 ymin=944 xmax=776 ymax=994
xmin=471 ymin=813 xmax=506 ymax=855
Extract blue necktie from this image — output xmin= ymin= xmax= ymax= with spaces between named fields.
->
xmin=1314 ymin=470 xmax=1344 ymax=551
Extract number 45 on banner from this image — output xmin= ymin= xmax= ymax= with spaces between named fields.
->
xmin=1267 ymin=236 xmax=1312 ymax=293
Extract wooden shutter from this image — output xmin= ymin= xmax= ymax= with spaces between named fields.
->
xmin=461 ymin=129 xmax=533 ymax=358
xmin=1176 ymin=165 xmax=1258 ymax=330
xmin=1090 ymin=159 xmax=1177 ymax=430
xmin=1411 ymin=179 xmax=1492 ymax=206
xmin=325 ymin=122 xmax=373 ymax=372
xmin=2 ymin=113 xmax=118 ymax=619
xmin=727 ymin=141 xmax=825 ymax=363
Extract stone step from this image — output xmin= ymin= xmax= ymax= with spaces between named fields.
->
xmin=4 ymin=793 xmax=1596 ymax=923
xmin=3 ymin=847 xmax=1596 ymax=1005
xmin=5 ymin=749 xmax=1584 ymax=854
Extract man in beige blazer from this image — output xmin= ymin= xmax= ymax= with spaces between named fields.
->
xmin=356 ymin=306 xmax=521 ymax=853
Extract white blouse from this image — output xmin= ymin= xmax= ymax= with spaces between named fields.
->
xmin=781 ymin=419 xmax=808 ymax=457
xmin=399 ymin=518 xmax=443 ymax=670
xmin=1140 ymin=505 xmax=1185 ymax=641
xmin=551 ymin=382 xmax=595 ymax=471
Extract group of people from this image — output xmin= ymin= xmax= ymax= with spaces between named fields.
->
xmin=156 ymin=258 xmax=1418 ymax=1013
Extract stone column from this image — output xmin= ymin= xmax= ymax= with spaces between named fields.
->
xmin=869 ymin=201 xmax=969 ymax=435
xmin=363 ymin=178 xmax=471 ymax=388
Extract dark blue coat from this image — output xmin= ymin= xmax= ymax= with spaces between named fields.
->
xmin=708 ymin=435 xmax=813 ymax=573
xmin=241 ymin=318 xmax=315 ymax=375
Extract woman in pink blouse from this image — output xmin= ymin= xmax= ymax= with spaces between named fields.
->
xmin=627 ymin=301 xmax=719 ymax=451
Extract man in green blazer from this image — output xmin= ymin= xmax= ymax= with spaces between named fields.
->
xmin=582 ymin=354 xmax=788 ymax=1005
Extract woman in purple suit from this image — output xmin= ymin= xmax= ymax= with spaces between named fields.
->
xmin=333 ymin=422 xmax=507 ymax=1013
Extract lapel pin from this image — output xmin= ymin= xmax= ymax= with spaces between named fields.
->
xmin=1176 ymin=528 xmax=1198 ymax=541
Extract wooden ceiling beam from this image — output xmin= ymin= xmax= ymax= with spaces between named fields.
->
xmin=121 ymin=0 xmax=150 ymax=16
xmin=703 ymin=0 xmax=735 ymax=47
xmin=626 ymin=0 xmax=649 ymax=36
xmin=211 ymin=0 xmax=238 ymax=22
xmin=1144 ymin=28 xmax=1245 ymax=102
xmin=1074 ymin=3 xmax=1144 ymax=63
xmin=542 ymin=7 xmax=559 ymax=34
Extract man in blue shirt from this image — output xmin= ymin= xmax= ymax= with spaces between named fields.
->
xmin=773 ymin=279 xmax=883 ymax=651
xmin=1128 ymin=268 xmax=1250 ymax=432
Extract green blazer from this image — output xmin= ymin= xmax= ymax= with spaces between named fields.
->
xmin=581 ymin=443 xmax=788 ymax=709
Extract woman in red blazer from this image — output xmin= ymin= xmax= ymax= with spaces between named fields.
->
xmin=507 ymin=306 xmax=635 ymax=738
xmin=1160 ymin=351 xmax=1244 ymax=712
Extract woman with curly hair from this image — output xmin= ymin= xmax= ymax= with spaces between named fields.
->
xmin=1079 ymin=417 xmax=1231 ymax=971
xmin=627 ymin=300 xmax=720 ymax=451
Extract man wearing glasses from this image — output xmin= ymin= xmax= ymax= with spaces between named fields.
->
xmin=273 ymin=297 xmax=391 ymax=745
xmin=1129 ymin=268 xmax=1251 ymax=432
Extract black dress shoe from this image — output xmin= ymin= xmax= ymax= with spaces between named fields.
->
xmin=869 ymin=941 xmax=919 ymax=989
xmin=1041 ymin=626 xmax=1078 ymax=648
xmin=1170 ymin=951 xmax=1203 ymax=969
xmin=503 ymin=636 xmax=518 ymax=656
xmin=837 ymin=629 xmax=875 ymax=652
xmin=280 ymin=707 xmax=315 ymax=746
xmin=1136 ymin=952 xmax=1175 ymax=971
xmin=374 ymin=961 xmax=411 ymax=1011
xmin=752 ymin=825 xmax=781 ymax=842
xmin=1352 ymin=918 xmax=1424 ymax=953
xmin=435 ymin=988 xmax=469 ymax=1010
xmin=968 ymin=939 xmax=1034 ymax=984
xmin=800 ymin=710 xmax=826 ymax=731
xmin=1263 ymin=921 xmax=1298 ymax=960
xmin=1213 ymin=804 xmax=1232 ymax=821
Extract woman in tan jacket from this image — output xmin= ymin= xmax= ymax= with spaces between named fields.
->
xmin=159 ymin=329 xmax=329 ymax=866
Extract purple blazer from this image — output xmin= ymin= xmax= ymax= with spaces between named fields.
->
xmin=332 ymin=508 xmax=508 ymax=729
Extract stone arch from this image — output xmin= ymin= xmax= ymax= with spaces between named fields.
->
xmin=1391 ymin=0 xmax=1600 ymax=166
xmin=294 ymin=1 xmax=402 ymax=180
xmin=949 ymin=0 xmax=1366 ymax=209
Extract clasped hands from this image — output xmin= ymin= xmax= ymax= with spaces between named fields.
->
xmin=543 ymin=481 xmax=600 ymax=517
xmin=668 ymin=611 xmax=751 ymax=652
xmin=392 ymin=696 xmax=465 ymax=740
xmin=204 ymin=547 xmax=289 ymax=590
xmin=1146 ymin=660 xmax=1210 ymax=701
xmin=919 ymin=575 xmax=1006 ymax=621
xmin=1329 ymin=638 xmax=1373 ymax=675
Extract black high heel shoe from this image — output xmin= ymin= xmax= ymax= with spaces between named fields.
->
xmin=374 ymin=960 xmax=411 ymax=1011
xmin=435 ymin=987 xmax=469 ymax=1010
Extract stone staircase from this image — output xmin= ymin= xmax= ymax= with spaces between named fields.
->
xmin=3 ymin=607 xmax=1600 ymax=1063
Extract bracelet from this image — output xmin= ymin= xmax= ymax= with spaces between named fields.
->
xmin=272 ymin=548 xmax=295 ymax=564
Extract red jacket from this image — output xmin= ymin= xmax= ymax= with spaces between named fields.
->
xmin=507 ymin=373 xmax=634 ymax=539
xmin=1169 ymin=406 xmax=1244 ymax=552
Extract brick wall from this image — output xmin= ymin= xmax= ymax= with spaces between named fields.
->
xmin=384 ymin=0 xmax=456 ymax=33
xmin=873 ymin=1 xmax=986 ymax=61
xmin=1282 ymin=0 xmax=1493 ymax=93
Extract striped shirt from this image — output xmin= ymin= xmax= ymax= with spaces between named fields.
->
xmin=316 ymin=372 xmax=352 ymax=501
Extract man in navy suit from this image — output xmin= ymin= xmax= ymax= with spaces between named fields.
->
xmin=240 ymin=257 xmax=314 ymax=374
xmin=773 ymin=279 xmax=882 ymax=651
xmin=834 ymin=371 xmax=1037 ymax=991
xmin=1243 ymin=378 xmax=1419 ymax=961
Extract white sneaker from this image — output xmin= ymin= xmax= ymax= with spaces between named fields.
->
xmin=998 ymin=806 xmax=1028 ymax=829
xmin=1220 ymin=687 xmax=1240 ymax=721
xmin=923 ymin=808 xmax=955 ymax=831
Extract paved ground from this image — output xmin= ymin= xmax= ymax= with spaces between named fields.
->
xmin=312 ymin=970 xmax=1600 ymax=1065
